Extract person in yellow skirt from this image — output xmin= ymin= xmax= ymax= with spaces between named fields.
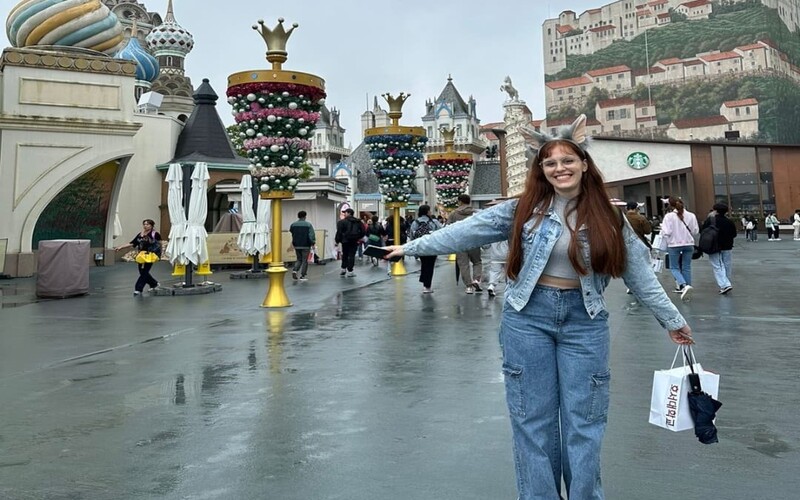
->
xmin=115 ymin=219 xmax=162 ymax=296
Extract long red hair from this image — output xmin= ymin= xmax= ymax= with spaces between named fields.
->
xmin=506 ymin=140 xmax=626 ymax=280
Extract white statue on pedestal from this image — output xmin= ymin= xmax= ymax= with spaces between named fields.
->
xmin=500 ymin=76 xmax=519 ymax=101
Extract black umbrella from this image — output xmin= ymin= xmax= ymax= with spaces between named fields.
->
xmin=684 ymin=348 xmax=722 ymax=445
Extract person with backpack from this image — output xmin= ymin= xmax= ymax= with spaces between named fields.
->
xmin=114 ymin=218 xmax=162 ymax=296
xmin=701 ymin=203 xmax=737 ymax=295
xmin=335 ymin=208 xmax=365 ymax=277
xmin=365 ymin=215 xmax=387 ymax=266
xmin=409 ymin=204 xmax=442 ymax=293
xmin=289 ymin=211 xmax=316 ymax=281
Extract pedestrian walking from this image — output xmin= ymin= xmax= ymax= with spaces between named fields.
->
xmin=114 ymin=219 xmax=162 ymax=296
xmin=793 ymin=209 xmax=800 ymax=240
xmin=365 ymin=215 xmax=387 ymax=266
xmin=335 ymin=208 xmax=364 ymax=277
xmin=702 ymin=203 xmax=737 ymax=294
xmin=766 ymin=212 xmax=781 ymax=241
xmin=289 ymin=211 xmax=315 ymax=281
xmin=661 ymin=196 xmax=699 ymax=301
xmin=384 ymin=115 xmax=693 ymax=500
xmin=409 ymin=205 xmax=442 ymax=293
xmin=448 ymin=194 xmax=483 ymax=294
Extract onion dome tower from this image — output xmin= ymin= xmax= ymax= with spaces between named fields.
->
xmin=6 ymin=0 xmax=124 ymax=55
xmin=145 ymin=0 xmax=194 ymax=119
xmin=116 ymin=19 xmax=158 ymax=101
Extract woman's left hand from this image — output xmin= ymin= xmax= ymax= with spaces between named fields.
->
xmin=668 ymin=325 xmax=694 ymax=345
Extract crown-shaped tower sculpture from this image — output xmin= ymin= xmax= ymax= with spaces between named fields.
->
xmin=227 ymin=18 xmax=327 ymax=308
xmin=252 ymin=17 xmax=298 ymax=70
xmin=426 ymin=126 xmax=473 ymax=211
xmin=363 ymin=93 xmax=428 ymax=276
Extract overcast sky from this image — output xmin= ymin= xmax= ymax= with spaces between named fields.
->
xmin=3 ymin=0 xmax=604 ymax=144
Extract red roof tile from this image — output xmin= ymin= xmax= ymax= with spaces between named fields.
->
xmin=586 ymin=64 xmax=631 ymax=77
xmin=736 ymin=43 xmax=766 ymax=51
xmin=684 ymin=59 xmax=705 ymax=66
xmin=649 ymin=0 xmax=669 ymax=5
xmin=556 ymin=25 xmax=574 ymax=34
xmin=671 ymin=115 xmax=729 ymax=129
xmin=637 ymin=116 xmax=658 ymax=123
xmin=588 ymin=25 xmax=616 ymax=33
xmin=657 ymin=12 xmax=671 ymax=19
xmin=680 ymin=0 xmax=711 ymax=8
xmin=722 ymin=98 xmax=758 ymax=107
xmin=658 ymin=57 xmax=683 ymax=66
xmin=547 ymin=116 xmax=602 ymax=127
xmin=637 ymin=9 xmax=653 ymax=16
xmin=699 ymin=51 xmax=742 ymax=63
xmin=635 ymin=100 xmax=654 ymax=107
xmin=597 ymin=97 xmax=635 ymax=109
xmin=545 ymin=76 xmax=593 ymax=89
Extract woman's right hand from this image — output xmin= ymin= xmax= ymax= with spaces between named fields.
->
xmin=668 ymin=325 xmax=694 ymax=345
xmin=384 ymin=245 xmax=405 ymax=260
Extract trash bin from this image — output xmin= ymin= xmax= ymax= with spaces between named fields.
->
xmin=36 ymin=239 xmax=90 ymax=298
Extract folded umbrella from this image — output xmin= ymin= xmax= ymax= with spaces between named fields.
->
xmin=684 ymin=348 xmax=722 ymax=445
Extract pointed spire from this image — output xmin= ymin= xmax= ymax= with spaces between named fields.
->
xmin=165 ymin=0 xmax=175 ymax=23
xmin=447 ymin=74 xmax=453 ymax=82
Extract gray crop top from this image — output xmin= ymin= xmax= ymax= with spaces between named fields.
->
xmin=541 ymin=195 xmax=580 ymax=280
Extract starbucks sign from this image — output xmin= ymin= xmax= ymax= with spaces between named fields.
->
xmin=627 ymin=152 xmax=650 ymax=170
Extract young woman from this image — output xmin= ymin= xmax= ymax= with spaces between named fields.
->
xmin=660 ymin=197 xmax=699 ymax=301
xmin=114 ymin=219 xmax=162 ymax=296
xmin=384 ymin=115 xmax=693 ymax=500
xmin=408 ymin=204 xmax=442 ymax=293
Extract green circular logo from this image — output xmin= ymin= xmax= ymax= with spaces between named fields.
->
xmin=627 ymin=152 xmax=650 ymax=170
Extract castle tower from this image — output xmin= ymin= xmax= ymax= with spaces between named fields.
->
xmin=145 ymin=0 xmax=194 ymax=120
xmin=115 ymin=20 xmax=159 ymax=102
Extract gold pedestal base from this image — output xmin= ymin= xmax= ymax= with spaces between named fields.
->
xmin=448 ymin=253 xmax=456 ymax=261
xmin=390 ymin=259 xmax=407 ymax=276
xmin=261 ymin=264 xmax=292 ymax=308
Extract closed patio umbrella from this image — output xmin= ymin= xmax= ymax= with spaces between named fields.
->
xmin=165 ymin=163 xmax=188 ymax=264
xmin=237 ymin=175 xmax=258 ymax=256
xmin=184 ymin=162 xmax=209 ymax=266
xmin=254 ymin=194 xmax=271 ymax=257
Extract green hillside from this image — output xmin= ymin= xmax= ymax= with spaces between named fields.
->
xmin=546 ymin=2 xmax=800 ymax=82
xmin=548 ymin=75 xmax=800 ymax=144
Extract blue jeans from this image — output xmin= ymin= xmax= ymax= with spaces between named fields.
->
xmin=708 ymin=250 xmax=732 ymax=288
xmin=667 ymin=245 xmax=695 ymax=287
xmin=499 ymin=286 xmax=610 ymax=500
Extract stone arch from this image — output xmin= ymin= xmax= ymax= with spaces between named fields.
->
xmin=20 ymin=150 xmax=135 ymax=254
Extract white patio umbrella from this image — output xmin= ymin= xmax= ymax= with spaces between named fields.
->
xmin=165 ymin=163 xmax=188 ymax=264
xmin=184 ymin=162 xmax=209 ymax=265
xmin=253 ymin=191 xmax=271 ymax=257
xmin=237 ymin=175 xmax=259 ymax=256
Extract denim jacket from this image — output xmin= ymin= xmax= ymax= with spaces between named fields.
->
xmin=403 ymin=200 xmax=686 ymax=331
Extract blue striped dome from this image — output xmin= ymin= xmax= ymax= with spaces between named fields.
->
xmin=116 ymin=36 xmax=158 ymax=82
xmin=6 ymin=0 xmax=124 ymax=55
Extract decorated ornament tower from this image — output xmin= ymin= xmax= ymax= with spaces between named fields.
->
xmin=364 ymin=94 xmax=427 ymax=277
xmin=426 ymin=127 xmax=473 ymax=212
xmin=227 ymin=18 xmax=326 ymax=307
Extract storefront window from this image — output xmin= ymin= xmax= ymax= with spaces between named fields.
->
xmin=757 ymin=147 xmax=775 ymax=213
xmin=710 ymin=146 xmax=728 ymax=204
xmin=726 ymin=147 xmax=759 ymax=215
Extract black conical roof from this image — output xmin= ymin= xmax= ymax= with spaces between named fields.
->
xmin=171 ymin=78 xmax=249 ymax=165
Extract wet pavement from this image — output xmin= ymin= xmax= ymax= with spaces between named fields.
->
xmin=1 ymin=241 xmax=799 ymax=499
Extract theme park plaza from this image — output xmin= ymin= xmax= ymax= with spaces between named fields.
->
xmin=0 ymin=241 xmax=798 ymax=499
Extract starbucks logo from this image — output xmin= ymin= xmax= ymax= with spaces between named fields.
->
xmin=627 ymin=152 xmax=650 ymax=170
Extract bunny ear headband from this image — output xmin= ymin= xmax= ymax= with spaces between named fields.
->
xmin=521 ymin=114 xmax=591 ymax=162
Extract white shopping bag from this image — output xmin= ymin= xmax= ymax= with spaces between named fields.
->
xmin=649 ymin=347 xmax=720 ymax=432
xmin=651 ymin=257 xmax=664 ymax=273
xmin=653 ymin=233 xmax=668 ymax=252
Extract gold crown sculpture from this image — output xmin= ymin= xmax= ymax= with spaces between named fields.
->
xmin=253 ymin=17 xmax=298 ymax=70
xmin=228 ymin=18 xmax=325 ymax=90
xmin=427 ymin=125 xmax=471 ymax=162
xmin=382 ymin=92 xmax=410 ymax=126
